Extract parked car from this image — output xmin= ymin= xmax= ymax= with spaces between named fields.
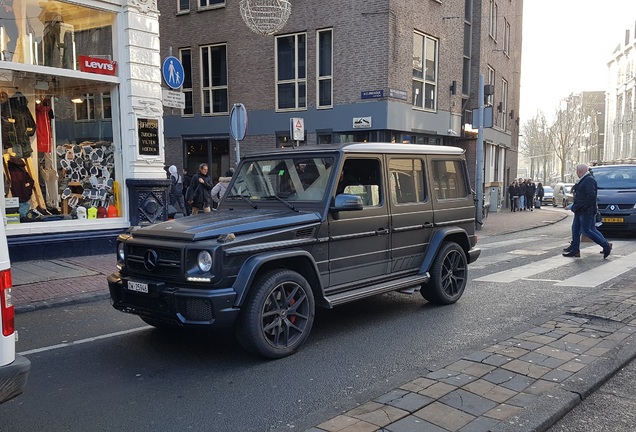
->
xmin=593 ymin=164 xmax=636 ymax=233
xmin=541 ymin=185 xmax=554 ymax=205
xmin=109 ymin=143 xmax=481 ymax=358
xmin=0 ymin=216 xmax=30 ymax=404
xmin=553 ymin=182 xmax=575 ymax=208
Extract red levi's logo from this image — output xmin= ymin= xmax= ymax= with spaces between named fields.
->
xmin=78 ymin=56 xmax=117 ymax=76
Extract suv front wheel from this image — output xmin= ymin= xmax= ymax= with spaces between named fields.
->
xmin=237 ymin=269 xmax=315 ymax=358
xmin=421 ymin=242 xmax=467 ymax=305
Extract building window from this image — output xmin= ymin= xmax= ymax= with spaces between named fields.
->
xmin=276 ymin=33 xmax=307 ymax=111
xmin=180 ymin=48 xmax=193 ymax=116
xmin=412 ymin=32 xmax=438 ymax=110
xmin=501 ymin=78 xmax=508 ymax=130
xmin=201 ymin=44 xmax=228 ymax=115
xmin=199 ymin=0 xmax=223 ymax=9
xmin=503 ymin=19 xmax=510 ymax=56
xmin=489 ymin=0 xmax=498 ymax=40
xmin=317 ymin=29 xmax=333 ymax=108
xmin=178 ymin=0 xmax=189 ymax=13
xmin=487 ymin=66 xmax=495 ymax=106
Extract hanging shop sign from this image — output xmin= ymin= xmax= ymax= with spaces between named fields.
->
xmin=78 ymin=56 xmax=117 ymax=76
xmin=138 ymin=118 xmax=159 ymax=156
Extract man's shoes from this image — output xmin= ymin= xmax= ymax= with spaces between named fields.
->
xmin=563 ymin=243 xmax=573 ymax=252
xmin=562 ymin=251 xmax=580 ymax=258
xmin=603 ymin=243 xmax=613 ymax=259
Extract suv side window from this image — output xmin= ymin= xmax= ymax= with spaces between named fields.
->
xmin=432 ymin=160 xmax=468 ymax=200
xmin=337 ymin=158 xmax=382 ymax=206
xmin=389 ymin=158 xmax=427 ymax=204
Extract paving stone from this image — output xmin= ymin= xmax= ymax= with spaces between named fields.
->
xmin=541 ymin=369 xmax=574 ymax=383
xmin=439 ymin=389 xmax=499 ymax=417
xmin=519 ymin=352 xmax=567 ymax=368
xmin=505 ymin=392 xmax=538 ymax=407
xmin=535 ymin=346 xmax=578 ymax=361
xmin=304 ymin=428 xmax=326 ymax=432
xmin=483 ymin=369 xmax=535 ymax=392
xmin=483 ymin=403 xmax=524 ymax=420
xmin=524 ymin=380 xmax=560 ymax=395
xmin=527 ymin=326 xmax=552 ymax=334
xmin=414 ymin=401 xmax=476 ymax=431
xmin=543 ymin=330 xmax=568 ymax=339
xmin=557 ymin=361 xmax=586 ymax=373
xmin=458 ymin=416 xmax=500 ymax=432
xmin=438 ymin=373 xmax=477 ymax=387
xmin=505 ymin=339 xmax=543 ymax=351
xmin=426 ymin=368 xmax=461 ymax=381
xmin=492 ymin=346 xmax=529 ymax=359
xmin=384 ymin=415 xmax=447 ymax=432
xmin=584 ymin=347 xmax=610 ymax=357
xmin=375 ymin=389 xmax=410 ymax=405
xmin=383 ymin=392 xmax=435 ymax=412
xmin=317 ymin=415 xmax=366 ymax=432
xmin=462 ymin=379 xmax=517 ymax=403
xmin=347 ymin=401 xmax=409 ymax=427
xmin=501 ymin=359 xmax=551 ymax=379
xmin=400 ymin=377 xmax=437 ymax=393
xmin=547 ymin=340 xmax=589 ymax=355
xmin=482 ymin=354 xmax=512 ymax=367
xmin=575 ymin=354 xmax=599 ymax=365
xmin=418 ymin=382 xmax=457 ymax=399
xmin=560 ymin=333 xmax=587 ymax=344
xmin=618 ymin=325 xmax=636 ymax=334
xmin=605 ymin=332 xmax=630 ymax=342
xmin=554 ymin=326 xmax=582 ymax=333
xmin=463 ymin=350 xmax=492 ymax=363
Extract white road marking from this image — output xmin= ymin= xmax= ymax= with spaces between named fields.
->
xmin=18 ymin=326 xmax=151 ymax=356
xmin=555 ymin=251 xmax=636 ymax=287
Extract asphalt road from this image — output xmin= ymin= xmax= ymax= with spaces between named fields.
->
xmin=2 ymin=218 xmax=634 ymax=432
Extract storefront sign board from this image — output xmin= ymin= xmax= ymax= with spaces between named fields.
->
xmin=78 ymin=55 xmax=117 ymax=76
xmin=138 ymin=118 xmax=160 ymax=156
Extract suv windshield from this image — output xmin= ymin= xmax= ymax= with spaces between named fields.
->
xmin=228 ymin=156 xmax=335 ymax=202
xmin=594 ymin=166 xmax=636 ymax=189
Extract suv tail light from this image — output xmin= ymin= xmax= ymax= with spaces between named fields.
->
xmin=1 ymin=269 xmax=14 ymax=336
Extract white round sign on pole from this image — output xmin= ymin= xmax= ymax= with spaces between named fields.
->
xmin=229 ymin=103 xmax=248 ymax=141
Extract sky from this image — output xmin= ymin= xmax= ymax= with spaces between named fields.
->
xmin=520 ymin=0 xmax=636 ymax=122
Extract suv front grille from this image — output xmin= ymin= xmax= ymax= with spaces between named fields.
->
xmin=177 ymin=298 xmax=213 ymax=321
xmin=127 ymin=245 xmax=182 ymax=277
xmin=600 ymin=204 xmax=635 ymax=211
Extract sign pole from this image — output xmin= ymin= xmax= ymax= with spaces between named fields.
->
xmin=476 ymin=74 xmax=485 ymax=229
xmin=235 ymin=111 xmax=241 ymax=163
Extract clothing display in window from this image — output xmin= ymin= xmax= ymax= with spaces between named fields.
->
xmin=1 ymin=91 xmax=36 ymax=158
xmin=6 ymin=156 xmax=34 ymax=203
xmin=36 ymin=98 xmax=54 ymax=153
xmin=42 ymin=14 xmax=75 ymax=69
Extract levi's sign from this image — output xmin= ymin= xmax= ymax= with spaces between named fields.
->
xmin=78 ymin=55 xmax=117 ymax=76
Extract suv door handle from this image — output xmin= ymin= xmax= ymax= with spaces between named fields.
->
xmin=376 ymin=228 xmax=388 ymax=235
xmin=423 ymin=222 xmax=434 ymax=228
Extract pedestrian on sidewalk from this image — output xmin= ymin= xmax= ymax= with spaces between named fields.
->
xmin=563 ymin=164 xmax=613 ymax=259
xmin=508 ymin=181 xmax=519 ymax=211
xmin=536 ymin=182 xmax=545 ymax=207
xmin=518 ymin=178 xmax=527 ymax=210
xmin=525 ymin=179 xmax=536 ymax=211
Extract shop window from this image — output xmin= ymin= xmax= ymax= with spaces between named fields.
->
xmin=74 ymin=92 xmax=111 ymax=121
xmin=0 ymin=0 xmax=115 ymax=70
xmin=276 ymin=33 xmax=306 ymax=111
xmin=201 ymin=44 xmax=228 ymax=115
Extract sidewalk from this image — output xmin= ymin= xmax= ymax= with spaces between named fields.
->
xmin=12 ymin=207 xmax=636 ymax=432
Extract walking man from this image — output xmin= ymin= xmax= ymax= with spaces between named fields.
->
xmin=563 ymin=164 xmax=612 ymax=259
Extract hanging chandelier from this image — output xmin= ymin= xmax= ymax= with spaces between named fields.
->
xmin=239 ymin=0 xmax=291 ymax=36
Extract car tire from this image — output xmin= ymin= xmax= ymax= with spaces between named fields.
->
xmin=421 ymin=242 xmax=467 ymax=305
xmin=236 ymin=269 xmax=315 ymax=359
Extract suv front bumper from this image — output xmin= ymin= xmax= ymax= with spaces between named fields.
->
xmin=108 ymin=273 xmax=240 ymax=328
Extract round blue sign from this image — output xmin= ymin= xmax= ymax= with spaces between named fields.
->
xmin=162 ymin=56 xmax=184 ymax=90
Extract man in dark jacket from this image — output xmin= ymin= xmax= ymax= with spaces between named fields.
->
xmin=525 ymin=179 xmax=536 ymax=211
xmin=186 ymin=163 xmax=213 ymax=214
xmin=517 ymin=179 xmax=527 ymax=210
xmin=563 ymin=164 xmax=612 ymax=258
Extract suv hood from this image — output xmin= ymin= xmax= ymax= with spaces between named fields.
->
xmin=132 ymin=209 xmax=322 ymax=241
xmin=597 ymin=189 xmax=636 ymax=205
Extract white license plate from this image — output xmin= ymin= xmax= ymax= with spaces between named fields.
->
xmin=602 ymin=217 xmax=624 ymax=223
xmin=127 ymin=281 xmax=149 ymax=293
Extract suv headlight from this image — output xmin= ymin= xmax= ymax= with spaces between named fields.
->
xmin=197 ymin=251 xmax=213 ymax=272
xmin=117 ymin=242 xmax=125 ymax=262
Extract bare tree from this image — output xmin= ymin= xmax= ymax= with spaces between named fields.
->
xmin=547 ymin=94 xmax=583 ymax=182
xmin=520 ymin=112 xmax=550 ymax=181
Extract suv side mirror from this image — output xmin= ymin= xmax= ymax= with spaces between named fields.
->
xmin=331 ymin=194 xmax=364 ymax=212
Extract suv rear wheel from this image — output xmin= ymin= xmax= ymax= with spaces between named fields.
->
xmin=237 ymin=269 xmax=315 ymax=358
xmin=421 ymin=242 xmax=467 ymax=304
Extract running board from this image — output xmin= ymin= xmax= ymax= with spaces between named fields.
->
xmin=324 ymin=273 xmax=430 ymax=307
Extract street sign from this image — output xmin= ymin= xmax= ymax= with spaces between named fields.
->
xmin=162 ymin=89 xmax=185 ymax=109
xmin=229 ymin=103 xmax=248 ymax=141
xmin=290 ymin=117 xmax=304 ymax=141
xmin=162 ymin=56 xmax=184 ymax=90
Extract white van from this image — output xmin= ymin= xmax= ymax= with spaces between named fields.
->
xmin=553 ymin=182 xmax=575 ymax=208
xmin=0 ymin=216 xmax=30 ymax=404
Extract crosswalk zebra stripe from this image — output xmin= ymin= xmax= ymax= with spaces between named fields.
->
xmin=555 ymin=250 xmax=636 ymax=287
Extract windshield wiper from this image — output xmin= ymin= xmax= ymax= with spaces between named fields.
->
xmin=226 ymin=194 xmax=258 ymax=209
xmin=265 ymin=195 xmax=299 ymax=212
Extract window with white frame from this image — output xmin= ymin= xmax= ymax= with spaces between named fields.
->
xmin=489 ymin=0 xmax=498 ymax=40
xmin=412 ymin=32 xmax=438 ymax=110
xmin=501 ymin=78 xmax=508 ymax=130
xmin=317 ymin=29 xmax=333 ymax=108
xmin=201 ymin=44 xmax=228 ymax=115
xmin=487 ymin=66 xmax=495 ymax=106
xmin=503 ymin=19 xmax=510 ymax=56
xmin=199 ymin=0 xmax=223 ymax=9
xmin=178 ymin=0 xmax=189 ymax=13
xmin=180 ymin=48 xmax=193 ymax=116
xmin=276 ymin=33 xmax=307 ymax=111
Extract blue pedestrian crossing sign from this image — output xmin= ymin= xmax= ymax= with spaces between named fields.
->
xmin=162 ymin=56 xmax=184 ymax=90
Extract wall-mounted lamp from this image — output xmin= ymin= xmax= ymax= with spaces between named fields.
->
xmin=509 ymin=109 xmax=515 ymax=119
xmin=450 ymin=80 xmax=457 ymax=95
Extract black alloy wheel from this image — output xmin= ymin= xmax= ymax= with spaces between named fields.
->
xmin=421 ymin=242 xmax=467 ymax=305
xmin=237 ymin=269 xmax=315 ymax=358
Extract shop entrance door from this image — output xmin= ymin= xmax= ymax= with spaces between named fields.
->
xmin=184 ymin=138 xmax=230 ymax=180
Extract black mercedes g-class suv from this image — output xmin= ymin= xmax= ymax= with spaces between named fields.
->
xmin=108 ymin=143 xmax=480 ymax=358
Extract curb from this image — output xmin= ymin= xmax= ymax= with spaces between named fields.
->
xmin=15 ymin=291 xmax=110 ymax=314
